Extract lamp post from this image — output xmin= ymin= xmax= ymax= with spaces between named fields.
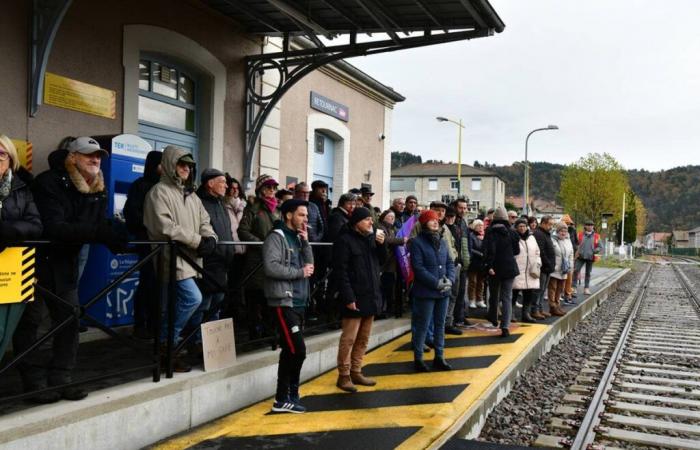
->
xmin=437 ymin=116 xmax=465 ymax=195
xmin=523 ymin=125 xmax=558 ymax=215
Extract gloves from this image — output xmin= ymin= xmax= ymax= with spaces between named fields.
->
xmin=96 ymin=221 xmax=130 ymax=254
xmin=436 ymin=276 xmax=452 ymax=295
xmin=197 ymin=236 xmax=217 ymax=256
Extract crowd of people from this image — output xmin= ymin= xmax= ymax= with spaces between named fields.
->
xmin=0 ymin=135 xmax=601 ymax=412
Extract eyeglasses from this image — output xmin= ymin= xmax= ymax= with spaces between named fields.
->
xmin=0 ymin=151 xmax=10 ymax=161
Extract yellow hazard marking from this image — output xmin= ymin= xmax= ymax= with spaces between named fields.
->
xmin=155 ymin=320 xmax=548 ymax=449
xmin=0 ymin=247 xmax=35 ymax=304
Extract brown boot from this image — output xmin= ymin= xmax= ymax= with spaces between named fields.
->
xmin=541 ymin=311 xmax=552 ymax=318
xmin=350 ymin=372 xmax=376 ymax=386
xmin=336 ymin=375 xmax=357 ymax=393
xmin=159 ymin=344 xmax=192 ymax=373
xmin=551 ymin=307 xmax=566 ymax=317
xmin=531 ymin=311 xmax=546 ymax=320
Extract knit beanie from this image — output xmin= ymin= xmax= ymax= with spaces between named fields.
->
xmin=255 ymin=174 xmax=278 ymax=192
xmin=493 ymin=206 xmax=508 ymax=221
xmin=349 ymin=207 xmax=372 ymax=225
xmin=419 ymin=209 xmax=439 ymax=225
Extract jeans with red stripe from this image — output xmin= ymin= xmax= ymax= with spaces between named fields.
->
xmin=273 ymin=306 xmax=306 ymax=403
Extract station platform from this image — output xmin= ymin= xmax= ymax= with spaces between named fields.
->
xmin=153 ymin=267 xmax=629 ymax=450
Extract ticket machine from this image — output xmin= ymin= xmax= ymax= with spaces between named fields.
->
xmin=79 ymin=134 xmax=153 ymax=326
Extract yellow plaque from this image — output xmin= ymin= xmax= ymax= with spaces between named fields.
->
xmin=44 ymin=72 xmax=116 ymax=119
xmin=10 ymin=139 xmax=32 ymax=170
xmin=0 ymin=247 xmax=35 ymax=304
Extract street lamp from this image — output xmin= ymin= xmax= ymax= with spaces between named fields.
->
xmin=523 ymin=125 xmax=558 ymax=215
xmin=436 ymin=116 xmax=466 ymax=195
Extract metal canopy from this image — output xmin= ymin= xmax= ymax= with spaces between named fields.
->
xmin=203 ymin=0 xmax=505 ymax=189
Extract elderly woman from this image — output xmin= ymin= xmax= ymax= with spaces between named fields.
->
xmin=548 ymin=222 xmax=574 ymax=317
xmin=467 ymin=219 xmax=487 ymax=309
xmin=377 ymin=209 xmax=407 ymax=318
xmin=238 ymin=174 xmax=280 ymax=338
xmin=511 ymin=218 xmax=541 ymax=323
xmin=0 ymin=135 xmax=43 ymax=358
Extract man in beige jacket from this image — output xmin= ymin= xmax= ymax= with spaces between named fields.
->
xmin=144 ymin=145 xmax=217 ymax=372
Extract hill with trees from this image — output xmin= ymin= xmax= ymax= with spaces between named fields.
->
xmin=390 ymin=151 xmax=700 ymax=232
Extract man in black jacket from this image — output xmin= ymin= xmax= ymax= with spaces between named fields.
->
xmin=333 ymin=207 xmax=386 ymax=393
xmin=123 ymin=150 xmax=162 ymax=339
xmin=14 ymin=137 xmax=127 ymax=403
xmin=531 ymin=215 xmax=555 ymax=319
xmin=185 ymin=168 xmax=234 ymax=350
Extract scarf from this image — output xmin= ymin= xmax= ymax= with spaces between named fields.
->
xmin=518 ymin=230 xmax=529 ymax=240
xmin=262 ymin=195 xmax=278 ymax=213
xmin=422 ymin=229 xmax=441 ymax=251
xmin=0 ymin=169 xmax=12 ymax=202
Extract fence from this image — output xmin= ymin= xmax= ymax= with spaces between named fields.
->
xmin=670 ymin=247 xmax=700 ymax=257
xmin=0 ymin=239 xmax=334 ymax=405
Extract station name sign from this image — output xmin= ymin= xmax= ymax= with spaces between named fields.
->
xmin=310 ymin=91 xmax=349 ymax=122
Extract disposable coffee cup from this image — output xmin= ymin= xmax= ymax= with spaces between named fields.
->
xmin=376 ymin=229 xmax=385 ymax=239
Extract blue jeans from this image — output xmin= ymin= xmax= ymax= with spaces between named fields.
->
xmin=161 ymin=278 xmax=202 ymax=344
xmin=412 ymin=296 xmax=449 ymax=361
xmin=411 ymin=298 xmax=434 ymax=344
xmin=186 ymin=291 xmax=225 ymax=343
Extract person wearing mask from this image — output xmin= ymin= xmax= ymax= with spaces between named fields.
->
xmin=185 ymin=168 xmax=235 ymax=353
xmin=531 ymin=215 xmax=555 ymax=319
xmin=401 ymin=195 xmax=419 ymax=224
xmin=239 ymin=174 xmax=281 ymax=339
xmin=144 ymin=146 xmax=217 ymax=372
xmin=575 ymin=219 xmax=601 ymax=296
xmin=124 ymin=150 xmax=163 ymax=340
xmin=549 ymin=222 xmax=574 ymax=316
xmin=0 ymin=135 xmax=42 ymax=367
xmin=333 ymin=207 xmax=386 ymax=393
xmin=294 ymin=182 xmax=324 ymax=242
xmin=482 ymin=206 xmax=520 ymax=337
xmin=561 ymin=214 xmax=578 ymax=303
xmin=410 ymin=209 xmax=455 ymax=372
xmin=377 ymin=209 xmax=407 ymax=318
xmin=263 ymin=199 xmax=314 ymax=413
xmin=16 ymin=136 xmax=126 ymax=402
xmin=467 ymin=219 xmax=487 ymax=310
xmin=512 ymin=218 xmax=541 ymax=323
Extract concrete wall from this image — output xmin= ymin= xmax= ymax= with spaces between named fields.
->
xmin=1 ymin=0 xmax=258 ymax=176
xmin=280 ymin=67 xmax=391 ymax=208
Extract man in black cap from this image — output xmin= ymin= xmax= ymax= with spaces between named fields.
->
xmin=359 ymin=186 xmax=378 ymax=224
xmin=262 ymin=199 xmax=314 ymax=413
xmin=310 ymin=180 xmax=331 ymax=225
xmin=185 ymin=168 xmax=235 ymax=353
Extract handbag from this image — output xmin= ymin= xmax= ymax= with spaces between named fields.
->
xmin=529 ymin=261 xmax=541 ymax=279
xmin=558 ymin=241 xmax=571 ymax=274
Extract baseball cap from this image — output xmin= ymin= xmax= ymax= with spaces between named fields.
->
xmin=67 ymin=136 xmax=108 ymax=157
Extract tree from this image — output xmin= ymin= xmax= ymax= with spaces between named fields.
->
xmin=635 ymin=196 xmax=647 ymax=240
xmin=504 ymin=201 xmax=517 ymax=212
xmin=559 ymin=153 xmax=629 ymax=230
xmin=391 ymin=151 xmax=422 ymax=169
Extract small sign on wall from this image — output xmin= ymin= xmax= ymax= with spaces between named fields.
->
xmin=44 ymin=72 xmax=116 ymax=119
xmin=0 ymin=247 xmax=36 ymax=304
xmin=310 ymin=91 xmax=349 ymax=122
xmin=201 ymin=318 xmax=236 ymax=371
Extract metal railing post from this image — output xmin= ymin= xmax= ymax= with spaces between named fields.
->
xmin=166 ymin=241 xmax=177 ymax=378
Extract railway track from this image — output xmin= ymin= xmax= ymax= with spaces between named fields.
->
xmin=535 ymin=263 xmax=700 ymax=449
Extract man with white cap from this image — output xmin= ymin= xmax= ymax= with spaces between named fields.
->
xmin=14 ymin=136 xmax=127 ymax=403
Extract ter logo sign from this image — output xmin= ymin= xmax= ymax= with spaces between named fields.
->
xmin=310 ymin=91 xmax=349 ymax=122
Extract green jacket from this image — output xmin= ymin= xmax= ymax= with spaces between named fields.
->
xmin=238 ymin=196 xmax=280 ymax=290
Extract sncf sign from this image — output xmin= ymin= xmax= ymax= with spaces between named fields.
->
xmin=310 ymin=91 xmax=349 ymax=122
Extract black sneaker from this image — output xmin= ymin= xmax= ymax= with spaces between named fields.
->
xmin=26 ymin=390 xmax=61 ymax=404
xmin=445 ymin=326 xmax=463 ymax=335
xmin=61 ymin=387 xmax=88 ymax=401
xmin=432 ymin=358 xmax=452 ymax=371
xmin=414 ymin=360 xmax=431 ymax=372
xmin=271 ymin=400 xmax=306 ymax=414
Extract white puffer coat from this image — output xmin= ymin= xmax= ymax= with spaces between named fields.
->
xmin=513 ymin=234 xmax=541 ymax=290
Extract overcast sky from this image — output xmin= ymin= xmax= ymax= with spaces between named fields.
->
xmin=348 ymin=0 xmax=700 ymax=171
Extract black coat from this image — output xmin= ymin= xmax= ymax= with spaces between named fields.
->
xmin=482 ymin=221 xmax=520 ymax=280
xmin=533 ymin=226 xmax=555 ymax=275
xmin=123 ymin=151 xmax=162 ymax=240
xmin=332 ymin=226 xmax=386 ymax=318
xmin=0 ymin=168 xmax=43 ymax=245
xmin=196 ymin=187 xmax=235 ymax=294
xmin=467 ymin=229 xmax=485 ymax=272
xmin=32 ymin=150 xmax=119 ymax=290
xmin=325 ymin=207 xmax=350 ymax=243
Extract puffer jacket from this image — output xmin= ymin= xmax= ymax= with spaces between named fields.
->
xmin=482 ymin=220 xmax=520 ymax=280
xmin=238 ymin=196 xmax=280 ymax=290
xmin=467 ymin=229 xmax=485 ymax=273
xmin=533 ymin=226 xmax=555 ymax=274
xmin=550 ymin=234 xmax=574 ymax=280
xmin=0 ymin=168 xmax=43 ymax=245
xmin=512 ymin=233 xmax=541 ymax=290
xmin=196 ymin=186 xmax=234 ymax=293
xmin=410 ymin=230 xmax=456 ymax=299
xmin=143 ymin=146 xmax=216 ymax=281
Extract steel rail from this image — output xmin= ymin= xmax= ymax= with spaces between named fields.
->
xmin=570 ymin=265 xmax=653 ymax=450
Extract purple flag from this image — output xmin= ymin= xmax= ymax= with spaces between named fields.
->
xmin=395 ymin=215 xmax=416 ymax=286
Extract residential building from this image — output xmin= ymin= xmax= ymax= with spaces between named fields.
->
xmin=689 ymin=227 xmax=700 ymax=248
xmin=672 ymin=230 xmax=690 ymax=249
xmin=644 ymin=232 xmax=672 ymax=253
xmin=390 ymin=163 xmax=505 ymax=212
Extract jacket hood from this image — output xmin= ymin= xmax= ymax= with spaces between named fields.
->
xmin=490 ymin=221 xmax=510 ymax=235
xmin=47 ymin=148 xmax=69 ymax=171
xmin=144 ymin=150 xmax=163 ymax=183
xmin=161 ymin=146 xmax=196 ymax=190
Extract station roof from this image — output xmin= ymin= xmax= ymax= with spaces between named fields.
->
xmin=203 ymin=0 xmax=505 ymax=37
